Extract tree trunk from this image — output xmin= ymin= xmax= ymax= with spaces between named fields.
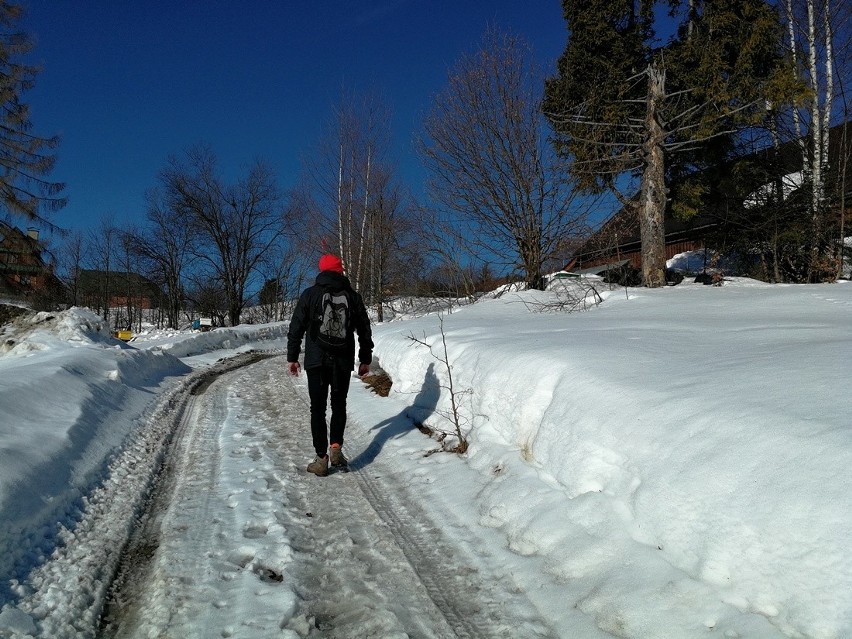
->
xmin=839 ymin=120 xmax=849 ymax=278
xmin=355 ymin=147 xmax=372 ymax=292
xmin=640 ymin=63 xmax=668 ymax=288
xmin=337 ymin=142 xmax=345 ymax=260
xmin=807 ymin=0 xmax=823 ymax=280
xmin=768 ymin=107 xmax=784 ymax=282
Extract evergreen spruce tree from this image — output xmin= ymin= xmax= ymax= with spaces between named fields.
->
xmin=0 ymin=2 xmax=65 ymax=226
xmin=544 ymin=0 xmax=791 ymax=287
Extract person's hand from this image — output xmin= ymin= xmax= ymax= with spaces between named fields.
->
xmin=358 ymin=363 xmax=370 ymax=378
xmin=288 ymin=361 xmax=301 ymax=376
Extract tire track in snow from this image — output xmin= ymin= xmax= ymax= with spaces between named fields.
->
xmin=351 ymin=468 xmax=485 ymax=638
xmin=100 ymin=390 xmax=201 ymax=634
xmin=101 ymin=355 xmax=554 ymax=638
xmin=283 ymin=364 xmax=556 ymax=639
xmin=101 ymin=388 xmax=215 ymax=636
xmin=99 ymin=353 xmax=280 ymax=637
xmin=267 ymin=363 xmax=460 ymax=638
xmin=7 ymin=353 xmax=271 ymax=639
xmin=103 ymin=356 xmax=456 ymax=638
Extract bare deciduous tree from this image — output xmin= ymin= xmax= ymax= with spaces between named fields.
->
xmin=160 ymin=145 xmax=283 ymax=327
xmin=131 ymin=187 xmax=195 ymax=329
xmin=114 ymin=228 xmax=140 ymax=331
xmin=57 ymin=230 xmax=87 ymax=306
xmin=410 ymin=202 xmax=478 ymax=300
xmin=294 ymin=90 xmax=415 ymax=311
xmin=254 ymin=242 xmax=303 ymax=323
xmin=87 ymin=218 xmax=118 ymax=320
xmin=420 ymin=28 xmax=590 ymax=291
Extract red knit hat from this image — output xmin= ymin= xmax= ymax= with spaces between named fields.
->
xmin=319 ymin=254 xmax=344 ymax=274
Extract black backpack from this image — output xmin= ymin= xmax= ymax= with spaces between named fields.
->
xmin=315 ymin=287 xmax=350 ymax=352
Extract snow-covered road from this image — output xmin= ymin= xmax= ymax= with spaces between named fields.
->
xmin=100 ymin=355 xmax=555 ymax=639
xmin=7 ymin=282 xmax=850 ymax=638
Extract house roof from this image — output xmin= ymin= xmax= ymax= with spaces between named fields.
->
xmin=0 ymin=222 xmax=45 ymax=264
xmin=0 ymin=222 xmax=58 ymax=297
xmin=77 ymin=270 xmax=163 ymax=298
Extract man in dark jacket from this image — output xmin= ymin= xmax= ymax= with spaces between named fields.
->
xmin=287 ymin=254 xmax=373 ymax=476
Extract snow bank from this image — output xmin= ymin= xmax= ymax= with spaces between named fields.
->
xmin=141 ymin=321 xmax=289 ymax=359
xmin=370 ymin=279 xmax=852 ymax=638
xmin=0 ymin=308 xmax=191 ymax=604
xmin=2 ymin=283 xmax=851 ymax=638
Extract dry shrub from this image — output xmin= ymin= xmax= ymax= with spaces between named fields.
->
xmin=414 ymin=421 xmax=434 ymax=436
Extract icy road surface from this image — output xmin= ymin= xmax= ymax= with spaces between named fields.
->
xmin=100 ymin=356 xmax=555 ymax=639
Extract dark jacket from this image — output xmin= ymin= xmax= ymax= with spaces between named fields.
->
xmin=287 ymin=271 xmax=373 ymax=370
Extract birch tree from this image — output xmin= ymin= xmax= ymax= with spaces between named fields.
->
xmin=781 ymin=0 xmax=850 ymax=280
xmin=300 ymin=91 xmax=406 ymax=299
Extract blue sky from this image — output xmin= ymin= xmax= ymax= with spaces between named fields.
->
xmin=21 ymin=1 xmax=569 ymax=238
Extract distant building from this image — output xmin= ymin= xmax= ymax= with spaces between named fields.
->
xmin=0 ymin=222 xmax=63 ymax=301
xmin=566 ymin=207 xmax=717 ymax=275
xmin=569 ymin=122 xmax=852 ymax=276
xmin=77 ymin=270 xmax=163 ymax=310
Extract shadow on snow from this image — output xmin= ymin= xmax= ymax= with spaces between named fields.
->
xmin=350 ymin=363 xmax=440 ymax=471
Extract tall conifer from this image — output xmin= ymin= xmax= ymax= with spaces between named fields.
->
xmin=0 ymin=2 xmax=65 ymax=226
xmin=544 ymin=0 xmax=790 ymax=286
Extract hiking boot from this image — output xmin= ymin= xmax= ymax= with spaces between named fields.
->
xmin=329 ymin=444 xmax=348 ymax=468
xmin=306 ymin=455 xmax=329 ymax=477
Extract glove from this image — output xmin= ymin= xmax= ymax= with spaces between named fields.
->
xmin=288 ymin=361 xmax=301 ymax=376
xmin=358 ymin=363 xmax=370 ymax=378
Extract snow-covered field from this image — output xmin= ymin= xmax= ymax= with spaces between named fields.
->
xmin=0 ymin=275 xmax=850 ymax=638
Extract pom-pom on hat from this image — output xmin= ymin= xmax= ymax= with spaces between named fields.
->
xmin=319 ymin=254 xmax=344 ymax=274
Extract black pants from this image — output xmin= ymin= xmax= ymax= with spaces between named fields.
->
xmin=306 ymin=359 xmax=352 ymax=457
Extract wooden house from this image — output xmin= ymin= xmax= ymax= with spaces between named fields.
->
xmin=77 ymin=270 xmax=163 ymax=311
xmin=0 ymin=222 xmax=62 ymax=300
xmin=569 ymin=122 xmax=852 ymax=277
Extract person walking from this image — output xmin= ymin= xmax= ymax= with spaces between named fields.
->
xmin=287 ymin=254 xmax=373 ymax=476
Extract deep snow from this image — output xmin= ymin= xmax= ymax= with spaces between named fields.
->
xmin=0 ymin=274 xmax=850 ymax=638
